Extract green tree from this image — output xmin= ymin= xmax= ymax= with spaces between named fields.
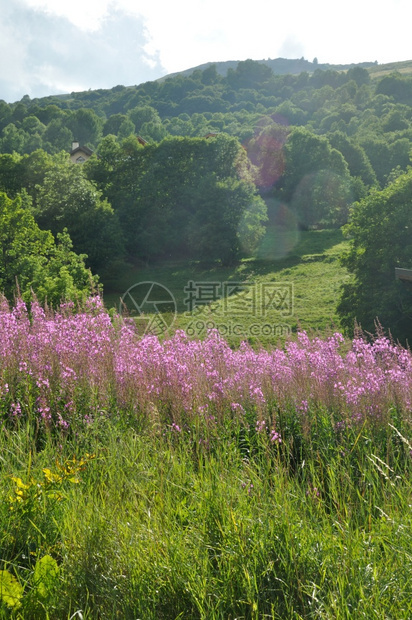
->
xmin=1 ymin=124 xmax=26 ymax=154
xmin=327 ymin=131 xmax=377 ymax=188
xmin=31 ymin=229 xmax=100 ymax=306
xmin=68 ymin=109 xmax=102 ymax=147
xmin=381 ymin=109 xmax=409 ymax=133
xmin=0 ymin=101 xmax=12 ymax=132
xmin=127 ymin=106 xmax=162 ymax=132
xmin=139 ymin=120 xmax=168 ymax=142
xmin=280 ymin=127 xmax=352 ymax=227
xmin=43 ymin=119 xmax=73 ymax=154
xmin=103 ymin=114 xmax=130 ymax=136
xmin=117 ymin=118 xmax=136 ymax=140
xmin=201 ymin=64 xmax=220 ymax=85
xmin=187 ymin=176 xmax=267 ymax=263
xmin=0 ymin=192 xmax=97 ymax=304
xmin=346 ymin=66 xmax=370 ymax=87
xmin=0 ymin=150 xmax=61 ymax=202
xmin=31 ymin=104 xmax=65 ymax=126
xmin=0 ymin=153 xmax=23 ymax=197
xmin=360 ymin=137 xmax=392 ymax=186
xmin=337 ymin=170 xmax=412 ymax=342
xmin=375 ymin=73 xmax=412 ymax=105
xmin=388 ymin=138 xmax=411 ymax=175
xmin=86 ymin=134 xmax=267 ymax=263
xmin=18 ymin=150 xmax=57 ymax=201
xmin=35 ymin=163 xmax=124 ymax=272
xmin=227 ymin=59 xmax=273 ymax=90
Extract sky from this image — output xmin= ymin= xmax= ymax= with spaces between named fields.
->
xmin=1 ymin=0 xmax=412 ymax=102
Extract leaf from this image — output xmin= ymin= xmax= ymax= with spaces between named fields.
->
xmin=33 ymin=555 xmax=59 ymax=599
xmin=0 ymin=570 xmax=23 ymax=609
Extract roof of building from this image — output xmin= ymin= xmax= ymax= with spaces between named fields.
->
xmin=70 ymin=145 xmax=94 ymax=156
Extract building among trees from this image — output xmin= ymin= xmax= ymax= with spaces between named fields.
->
xmin=69 ymin=141 xmax=93 ymax=163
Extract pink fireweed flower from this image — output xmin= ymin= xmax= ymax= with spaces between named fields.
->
xmin=231 ymin=402 xmax=245 ymax=414
xmin=270 ymin=430 xmax=282 ymax=444
xmin=256 ymin=420 xmax=266 ymax=433
xmin=1 ymin=295 xmax=412 ymax=435
xmin=10 ymin=402 xmax=21 ymax=417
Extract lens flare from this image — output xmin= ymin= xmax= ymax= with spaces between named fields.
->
xmin=245 ymin=122 xmax=289 ymax=190
xmin=255 ymin=198 xmax=300 ymax=260
xmin=291 ymin=170 xmax=353 ymax=228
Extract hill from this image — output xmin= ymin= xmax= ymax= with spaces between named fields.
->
xmin=367 ymin=58 xmax=412 ymax=78
xmin=159 ymin=57 xmax=378 ymax=81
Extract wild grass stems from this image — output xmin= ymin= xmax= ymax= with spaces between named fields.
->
xmin=0 ymin=297 xmax=411 ymax=618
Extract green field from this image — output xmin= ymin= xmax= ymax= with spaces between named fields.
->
xmin=104 ymin=228 xmax=350 ymax=346
xmin=2 ymin=404 xmax=411 ymax=618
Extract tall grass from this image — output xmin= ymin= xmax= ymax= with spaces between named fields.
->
xmin=0 ymin=296 xmax=411 ymax=618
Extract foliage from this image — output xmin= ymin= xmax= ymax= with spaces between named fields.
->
xmin=3 ymin=59 xmax=412 ymax=616
xmin=0 ymin=450 xmax=94 ymax=614
xmin=88 ymin=134 xmax=267 ymax=263
xmin=338 ymin=169 xmax=412 ymax=342
xmin=0 ymin=149 xmax=58 ymax=201
xmin=0 ymin=570 xmax=23 ymax=609
xmin=280 ymin=127 xmax=352 ymax=227
xmin=35 ymin=161 xmax=125 ymax=272
xmin=0 ymin=191 xmax=99 ymax=305
xmin=3 ymin=60 xmax=412 ymax=332
xmin=3 ymin=61 xmax=412 ymax=198
xmin=327 ymin=130 xmax=378 ymax=188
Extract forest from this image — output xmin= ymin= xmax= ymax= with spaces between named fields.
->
xmin=1 ymin=58 xmax=412 ymax=339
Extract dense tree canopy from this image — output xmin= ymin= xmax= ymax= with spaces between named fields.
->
xmin=86 ymin=133 xmax=267 ymax=264
xmin=35 ymin=163 xmax=125 ymax=272
xmin=338 ymin=170 xmax=412 ymax=342
xmin=280 ymin=127 xmax=352 ymax=227
xmin=2 ymin=61 xmax=412 ymax=198
xmin=0 ymin=192 xmax=98 ymax=305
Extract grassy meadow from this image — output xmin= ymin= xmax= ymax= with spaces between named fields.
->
xmin=104 ymin=228 xmax=350 ymax=347
xmin=368 ymin=59 xmax=412 ymax=78
xmin=1 ymin=230 xmax=412 ymax=619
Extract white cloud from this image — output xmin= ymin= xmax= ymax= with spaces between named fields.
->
xmin=116 ymin=0 xmax=412 ymax=70
xmin=2 ymin=0 xmax=412 ymax=102
xmin=0 ymin=0 xmax=164 ymax=101
xmin=15 ymin=0 xmax=112 ymax=30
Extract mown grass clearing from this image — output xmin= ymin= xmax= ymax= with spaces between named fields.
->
xmin=104 ymin=229 xmax=350 ymax=346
